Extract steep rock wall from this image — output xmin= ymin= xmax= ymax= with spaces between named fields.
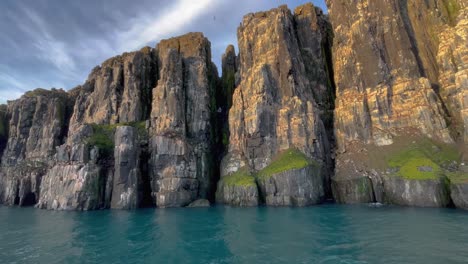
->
xmin=217 ymin=4 xmax=332 ymax=206
xmin=0 ymin=89 xmax=69 ymax=206
xmin=326 ymin=0 xmax=467 ymax=207
xmin=149 ymin=33 xmax=218 ymax=207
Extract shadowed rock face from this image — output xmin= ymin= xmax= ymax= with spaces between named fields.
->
xmin=111 ymin=126 xmax=141 ymax=209
xmin=34 ymin=47 xmax=158 ymax=210
xmin=217 ymin=4 xmax=332 ymax=206
xmin=69 ymin=47 xmax=157 ymax=133
xmin=257 ymin=165 xmax=325 ymax=206
xmin=36 ymin=125 xmax=111 ymax=211
xmin=326 ymin=0 xmax=467 ymax=206
xmin=0 ymin=89 xmax=69 ymax=206
xmin=149 ymin=32 xmax=218 ymax=208
xmin=451 ymin=181 xmax=468 ymax=209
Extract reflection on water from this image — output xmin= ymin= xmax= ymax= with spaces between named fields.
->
xmin=0 ymin=205 xmax=467 ymax=263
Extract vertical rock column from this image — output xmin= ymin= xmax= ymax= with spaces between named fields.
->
xmin=149 ymin=33 xmax=217 ymax=207
xmin=111 ymin=126 xmax=141 ymax=209
xmin=217 ymin=4 xmax=332 ymax=206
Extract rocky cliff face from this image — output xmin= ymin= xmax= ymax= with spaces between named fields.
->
xmin=0 ymin=2 xmax=466 ymax=210
xmin=0 ymin=89 xmax=69 ymax=206
xmin=34 ymin=47 xmax=157 ymax=211
xmin=326 ymin=0 xmax=467 ymax=207
xmin=111 ymin=126 xmax=143 ymax=209
xmin=149 ymin=33 xmax=217 ymax=207
xmin=69 ymin=47 xmax=157 ymax=132
xmin=36 ymin=125 xmax=111 ymax=210
xmin=217 ymin=4 xmax=332 ymax=206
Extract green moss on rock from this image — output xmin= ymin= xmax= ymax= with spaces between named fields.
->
xmin=257 ymin=148 xmax=317 ymax=181
xmin=444 ymin=0 xmax=460 ymax=26
xmin=386 ymin=138 xmax=460 ymax=180
xmin=87 ymin=124 xmax=116 ymax=153
xmin=86 ymin=121 xmax=147 ymax=154
xmin=448 ymin=171 xmax=468 ymax=184
xmin=222 ymin=169 xmax=256 ymax=187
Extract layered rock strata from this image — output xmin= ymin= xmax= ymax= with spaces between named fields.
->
xmin=326 ymin=0 xmax=467 ymax=207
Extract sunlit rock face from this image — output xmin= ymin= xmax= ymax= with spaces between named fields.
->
xmin=327 ymin=0 xmax=467 ymax=206
xmin=218 ymin=4 xmax=332 ymax=206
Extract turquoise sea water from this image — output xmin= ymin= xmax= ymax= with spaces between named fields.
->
xmin=0 ymin=204 xmax=467 ymax=264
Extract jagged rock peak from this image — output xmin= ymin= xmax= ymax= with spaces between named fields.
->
xmin=157 ymin=32 xmax=211 ymax=61
xmin=69 ymin=46 xmax=158 ymax=132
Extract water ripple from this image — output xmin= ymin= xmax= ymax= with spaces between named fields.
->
xmin=0 ymin=205 xmax=468 ymax=263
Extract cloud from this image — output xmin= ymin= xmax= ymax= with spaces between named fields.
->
xmin=15 ymin=4 xmax=78 ymax=77
xmin=0 ymin=70 xmax=37 ymax=103
xmin=0 ymin=0 xmax=326 ymax=103
xmin=116 ymin=0 xmax=219 ymax=52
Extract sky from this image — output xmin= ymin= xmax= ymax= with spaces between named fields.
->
xmin=0 ymin=0 xmax=327 ymax=103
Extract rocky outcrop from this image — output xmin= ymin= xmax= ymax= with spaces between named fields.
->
xmin=451 ymin=181 xmax=468 ymax=209
xmin=326 ymin=0 xmax=467 ymax=206
xmin=382 ymin=176 xmax=451 ymax=207
xmin=187 ymin=199 xmax=210 ymax=208
xmin=0 ymin=89 xmax=68 ymax=206
xmin=221 ymin=45 xmax=238 ymax=111
xmin=36 ymin=125 xmax=112 ymax=210
xmin=149 ymin=33 xmax=218 ymax=207
xmin=257 ymin=164 xmax=324 ymax=206
xmin=217 ymin=4 xmax=331 ymax=206
xmin=0 ymin=104 xmax=8 ymax=156
xmin=216 ymin=169 xmax=259 ymax=207
xmin=436 ymin=3 xmax=468 ymax=143
xmin=69 ymin=47 xmax=157 ymax=132
xmin=35 ymin=46 xmax=159 ymax=210
xmin=111 ymin=126 xmax=142 ymax=209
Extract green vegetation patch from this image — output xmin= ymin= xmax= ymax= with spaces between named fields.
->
xmin=444 ymin=0 xmax=460 ymax=26
xmin=256 ymin=148 xmax=317 ymax=181
xmin=386 ymin=138 xmax=460 ymax=180
xmin=24 ymin=88 xmax=51 ymax=97
xmin=222 ymin=168 xmax=256 ymax=187
xmin=86 ymin=121 xmax=147 ymax=154
xmin=447 ymin=171 xmax=468 ymax=184
xmin=87 ymin=124 xmax=116 ymax=154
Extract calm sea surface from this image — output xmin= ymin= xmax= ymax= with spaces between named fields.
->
xmin=0 ymin=204 xmax=467 ymax=264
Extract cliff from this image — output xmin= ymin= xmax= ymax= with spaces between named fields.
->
xmin=216 ymin=4 xmax=332 ymax=206
xmin=0 ymin=2 xmax=466 ymax=210
xmin=149 ymin=33 xmax=218 ymax=207
xmin=327 ymin=0 xmax=467 ymax=207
